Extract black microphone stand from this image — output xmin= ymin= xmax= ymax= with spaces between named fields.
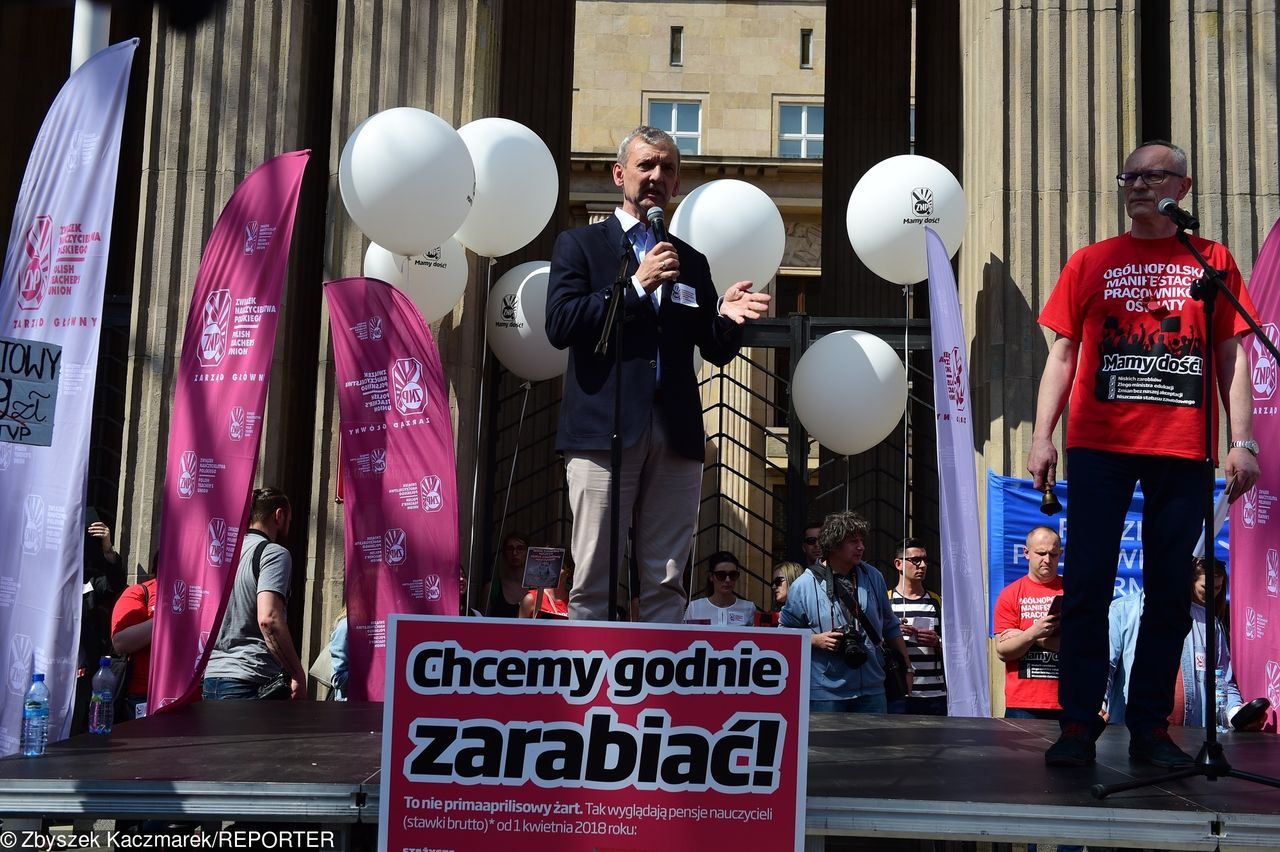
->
xmin=593 ymin=237 xmax=632 ymax=621
xmin=1092 ymin=223 xmax=1280 ymax=799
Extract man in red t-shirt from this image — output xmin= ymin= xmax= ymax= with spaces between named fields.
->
xmin=1028 ymin=140 xmax=1261 ymax=770
xmin=995 ymin=527 xmax=1064 ymax=718
xmin=111 ymin=573 xmax=158 ymax=721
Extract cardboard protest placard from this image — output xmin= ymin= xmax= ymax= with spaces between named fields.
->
xmin=379 ymin=616 xmax=810 ymax=851
xmin=0 ymin=335 xmax=60 ymax=446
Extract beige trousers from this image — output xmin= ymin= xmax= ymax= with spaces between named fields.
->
xmin=564 ymin=412 xmax=702 ymax=623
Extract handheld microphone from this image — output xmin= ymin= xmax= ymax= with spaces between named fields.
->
xmin=1158 ymin=197 xmax=1199 ymax=231
xmin=646 ymin=205 xmax=668 ymax=244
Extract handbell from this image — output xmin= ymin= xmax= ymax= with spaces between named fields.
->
xmin=1040 ymin=484 xmax=1062 ymax=516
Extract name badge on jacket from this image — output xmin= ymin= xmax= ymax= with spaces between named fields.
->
xmin=671 ymin=283 xmax=698 ymax=307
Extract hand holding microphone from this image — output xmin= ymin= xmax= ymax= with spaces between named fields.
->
xmin=639 ymin=206 xmax=679 ymax=292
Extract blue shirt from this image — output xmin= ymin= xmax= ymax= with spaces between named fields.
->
xmin=1107 ymin=593 xmax=1241 ymax=726
xmin=780 ymin=562 xmax=902 ymax=701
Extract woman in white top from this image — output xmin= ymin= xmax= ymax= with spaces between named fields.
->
xmin=684 ymin=551 xmax=757 ymax=627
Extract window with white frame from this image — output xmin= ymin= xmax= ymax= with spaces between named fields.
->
xmin=648 ymin=100 xmax=701 ymax=156
xmin=778 ymin=103 xmax=823 ymax=159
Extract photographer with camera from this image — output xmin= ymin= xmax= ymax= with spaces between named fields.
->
xmin=780 ymin=511 xmax=911 ymax=713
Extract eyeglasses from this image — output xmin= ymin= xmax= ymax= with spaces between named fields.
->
xmin=711 ymin=570 xmax=739 ymax=582
xmin=1115 ymin=169 xmax=1184 ymax=188
xmin=770 ymin=577 xmax=786 ymax=588
xmin=802 ymin=536 xmax=819 ymax=546
xmin=901 ymin=555 xmax=929 ymax=566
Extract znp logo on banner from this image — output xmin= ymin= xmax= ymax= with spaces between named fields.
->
xmin=392 ymin=358 xmax=426 ymax=416
xmin=243 ymin=220 xmax=276 ymax=255
xmin=206 ymin=518 xmax=228 ymax=566
xmin=384 ymin=528 xmax=407 ymax=566
xmin=171 ymin=579 xmax=188 ymax=614
xmin=1267 ymin=549 xmax=1278 ymax=598
xmin=177 ymin=450 xmax=198 ymax=499
xmin=1251 ymin=323 xmax=1278 ymax=402
xmin=229 ymin=406 xmax=246 ymax=442
xmin=419 ymin=475 xmax=444 ymax=512
xmin=19 ymin=216 xmax=53 ymax=311
xmin=939 ymin=346 xmax=967 ymax=412
xmin=1243 ymin=488 xmax=1259 ymax=529
xmin=22 ymin=495 xmax=45 ymax=555
xmin=199 ymin=289 xmax=232 ymax=367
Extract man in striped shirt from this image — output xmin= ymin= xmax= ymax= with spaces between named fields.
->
xmin=888 ymin=538 xmax=947 ymax=715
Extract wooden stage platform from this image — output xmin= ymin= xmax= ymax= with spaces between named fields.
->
xmin=1 ymin=702 xmax=1278 ymax=850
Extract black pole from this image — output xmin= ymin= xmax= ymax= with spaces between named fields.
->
xmin=595 ymin=239 xmax=631 ymax=622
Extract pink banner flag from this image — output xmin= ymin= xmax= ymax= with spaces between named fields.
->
xmin=325 ymin=277 xmax=460 ymax=700
xmin=0 ymin=39 xmax=136 ymax=753
xmin=149 ymin=151 xmax=310 ymax=710
xmin=1231 ymin=221 xmax=1280 ymax=731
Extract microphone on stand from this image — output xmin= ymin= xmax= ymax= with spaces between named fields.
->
xmin=646 ymin=205 xmax=668 ymax=244
xmin=1158 ymin=197 xmax=1200 ymax=231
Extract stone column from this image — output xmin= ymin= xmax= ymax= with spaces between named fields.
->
xmin=307 ymin=0 xmax=501 ymax=656
xmin=959 ymin=0 xmax=1139 ymax=711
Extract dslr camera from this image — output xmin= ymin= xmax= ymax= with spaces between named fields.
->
xmin=834 ymin=624 xmax=869 ymax=668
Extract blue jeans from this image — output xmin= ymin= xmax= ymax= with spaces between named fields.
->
xmin=202 ymin=677 xmax=262 ymax=700
xmin=888 ymin=695 xmax=948 ymax=716
xmin=1060 ymin=448 xmax=1201 ymax=735
xmin=810 ymin=693 xmax=887 ymax=714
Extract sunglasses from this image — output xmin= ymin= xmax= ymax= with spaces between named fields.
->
xmin=770 ymin=577 xmax=786 ymax=588
xmin=901 ymin=555 xmax=929 ymax=566
xmin=711 ymin=570 xmax=740 ymax=582
xmin=803 ymin=536 xmax=818 ymax=545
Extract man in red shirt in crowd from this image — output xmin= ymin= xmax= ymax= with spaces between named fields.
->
xmin=995 ymin=527 xmax=1065 ymax=719
xmin=1028 ymin=140 xmax=1260 ymax=769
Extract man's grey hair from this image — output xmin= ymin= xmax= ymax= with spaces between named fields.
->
xmin=818 ymin=511 xmax=872 ymax=559
xmin=1135 ymin=139 xmax=1189 ymax=175
xmin=616 ymin=126 xmax=680 ymax=167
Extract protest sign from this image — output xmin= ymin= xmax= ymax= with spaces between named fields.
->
xmin=0 ymin=336 xmax=60 ymax=446
xmin=379 ymin=617 xmax=809 ymax=851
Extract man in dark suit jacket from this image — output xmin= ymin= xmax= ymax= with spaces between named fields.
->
xmin=546 ymin=126 xmax=770 ymax=622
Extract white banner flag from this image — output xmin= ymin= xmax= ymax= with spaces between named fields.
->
xmin=0 ymin=39 xmax=137 ymax=754
xmin=925 ymin=226 xmax=991 ymax=717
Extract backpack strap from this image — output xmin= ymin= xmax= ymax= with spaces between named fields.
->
xmin=244 ymin=531 xmax=271 ymax=580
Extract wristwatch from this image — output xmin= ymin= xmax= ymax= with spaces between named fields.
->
xmin=1230 ymin=439 xmax=1260 ymax=456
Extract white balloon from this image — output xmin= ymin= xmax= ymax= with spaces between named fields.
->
xmin=669 ymin=179 xmax=785 ymax=295
xmin=791 ymin=330 xmax=907 ymax=456
xmin=486 ymin=261 xmax=568 ymax=382
xmin=454 ymin=118 xmax=559 ymax=257
xmin=339 ymin=107 xmax=475 ymax=257
xmin=846 ymin=154 xmax=966 ymax=285
xmin=363 ymin=240 xmax=470 ymax=323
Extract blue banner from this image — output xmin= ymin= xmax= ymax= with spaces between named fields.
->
xmin=985 ymin=471 xmax=1228 ymax=633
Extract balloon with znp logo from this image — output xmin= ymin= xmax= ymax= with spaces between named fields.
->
xmin=485 ymin=261 xmax=568 ymax=382
xmin=846 ymin=154 xmax=966 ymax=285
xmin=363 ymin=240 xmax=469 ymax=324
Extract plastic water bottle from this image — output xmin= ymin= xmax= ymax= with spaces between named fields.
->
xmin=20 ymin=673 xmax=50 ymax=757
xmin=88 ymin=656 xmax=115 ymax=735
xmin=1214 ymin=667 xmax=1230 ymax=734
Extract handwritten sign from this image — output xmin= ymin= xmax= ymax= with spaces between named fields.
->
xmin=0 ymin=335 xmax=61 ymax=446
